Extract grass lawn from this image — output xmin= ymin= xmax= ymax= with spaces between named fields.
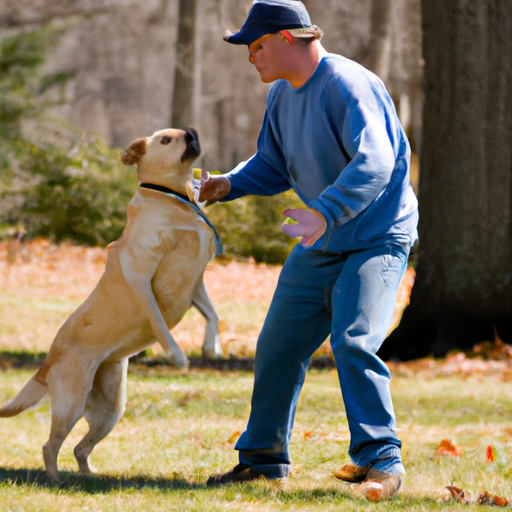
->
xmin=0 ymin=240 xmax=511 ymax=510
xmin=0 ymin=367 xmax=511 ymax=511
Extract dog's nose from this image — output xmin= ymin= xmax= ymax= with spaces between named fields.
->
xmin=181 ymin=127 xmax=201 ymax=162
xmin=184 ymin=128 xmax=198 ymax=144
xmin=185 ymin=130 xmax=200 ymax=154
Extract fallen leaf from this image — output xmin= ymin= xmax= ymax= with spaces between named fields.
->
xmin=486 ymin=444 xmax=495 ymax=463
xmin=493 ymin=495 xmax=509 ymax=507
xmin=478 ymin=491 xmax=493 ymax=505
xmin=446 ymin=485 xmax=470 ymax=504
xmin=477 ymin=491 xmax=509 ymax=507
xmin=436 ymin=439 xmax=464 ymax=457
xmin=227 ymin=431 xmax=241 ymax=444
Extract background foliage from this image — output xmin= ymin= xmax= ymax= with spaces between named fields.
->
xmin=208 ymin=191 xmax=303 ymax=264
xmin=3 ymin=135 xmax=139 ymax=247
xmin=0 ymin=25 xmax=136 ymax=246
xmin=0 ymin=24 xmax=300 ymax=262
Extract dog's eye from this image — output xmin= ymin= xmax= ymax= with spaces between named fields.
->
xmin=160 ymin=136 xmax=172 ymax=145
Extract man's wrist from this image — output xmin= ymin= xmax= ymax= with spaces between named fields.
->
xmin=213 ymin=176 xmax=231 ymax=203
xmin=199 ymin=175 xmax=231 ymax=204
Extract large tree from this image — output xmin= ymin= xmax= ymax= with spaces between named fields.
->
xmin=380 ymin=0 xmax=512 ymax=360
xmin=172 ymin=0 xmax=197 ymax=129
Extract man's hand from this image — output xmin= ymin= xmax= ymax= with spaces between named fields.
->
xmin=196 ymin=169 xmax=231 ymax=205
xmin=281 ymin=208 xmax=327 ymax=247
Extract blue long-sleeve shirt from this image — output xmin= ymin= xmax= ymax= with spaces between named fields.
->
xmin=222 ymin=53 xmax=419 ymax=254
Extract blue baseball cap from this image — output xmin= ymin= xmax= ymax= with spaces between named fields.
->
xmin=224 ymin=0 xmax=313 ymax=46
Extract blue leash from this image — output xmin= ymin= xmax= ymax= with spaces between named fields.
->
xmin=140 ymin=183 xmax=223 ymax=256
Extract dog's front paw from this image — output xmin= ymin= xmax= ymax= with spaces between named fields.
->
xmin=172 ymin=350 xmax=189 ymax=370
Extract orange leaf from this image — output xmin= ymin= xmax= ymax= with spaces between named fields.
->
xmin=478 ymin=491 xmax=493 ymax=505
xmin=227 ymin=431 xmax=241 ymax=444
xmin=494 ymin=495 xmax=509 ymax=507
xmin=436 ymin=439 xmax=464 ymax=457
xmin=477 ymin=491 xmax=509 ymax=507
xmin=486 ymin=444 xmax=495 ymax=463
xmin=446 ymin=486 xmax=469 ymax=503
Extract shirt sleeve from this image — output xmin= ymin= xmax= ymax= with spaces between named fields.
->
xmin=222 ymin=151 xmax=291 ymax=201
xmin=309 ymin=79 xmax=399 ymax=235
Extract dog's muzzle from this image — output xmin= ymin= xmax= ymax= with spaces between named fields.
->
xmin=181 ymin=128 xmax=201 ymax=162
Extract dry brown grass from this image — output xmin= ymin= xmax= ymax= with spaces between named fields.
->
xmin=0 ymin=239 xmax=281 ymax=355
xmin=0 ymin=238 xmax=414 ymax=357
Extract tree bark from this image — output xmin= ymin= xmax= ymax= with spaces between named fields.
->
xmin=172 ymin=0 xmax=196 ymax=128
xmin=380 ymin=0 xmax=512 ymax=360
xmin=361 ymin=0 xmax=393 ymax=82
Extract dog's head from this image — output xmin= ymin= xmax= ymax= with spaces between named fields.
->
xmin=121 ymin=128 xmax=201 ymax=196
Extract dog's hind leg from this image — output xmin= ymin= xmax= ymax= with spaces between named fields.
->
xmin=43 ymin=364 xmax=92 ymax=482
xmin=74 ymin=359 xmax=128 ymax=476
xmin=192 ymin=279 xmax=223 ymax=360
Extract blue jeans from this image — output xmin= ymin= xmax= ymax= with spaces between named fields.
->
xmin=235 ymin=243 xmax=409 ymax=478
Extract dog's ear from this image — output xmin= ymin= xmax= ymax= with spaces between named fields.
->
xmin=120 ymin=138 xmax=147 ymax=166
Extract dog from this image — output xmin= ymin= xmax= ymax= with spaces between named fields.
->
xmin=0 ymin=127 xmax=221 ymax=481
xmin=174 ymin=283 xmax=223 ymax=361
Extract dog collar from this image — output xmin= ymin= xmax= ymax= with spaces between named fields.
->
xmin=140 ymin=182 xmax=189 ymax=202
xmin=139 ymin=182 xmax=223 ymax=256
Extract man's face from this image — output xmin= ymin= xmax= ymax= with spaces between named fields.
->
xmin=248 ymin=33 xmax=289 ymax=83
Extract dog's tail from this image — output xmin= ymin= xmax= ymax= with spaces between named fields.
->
xmin=0 ymin=372 xmax=48 ymax=417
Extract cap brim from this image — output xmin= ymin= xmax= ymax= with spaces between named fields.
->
xmin=223 ymin=28 xmax=268 ymax=45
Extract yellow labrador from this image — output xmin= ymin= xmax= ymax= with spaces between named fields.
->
xmin=0 ymin=127 xmax=220 ymax=481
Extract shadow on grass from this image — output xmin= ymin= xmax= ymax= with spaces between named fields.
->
xmin=0 ymin=350 xmax=336 ymax=372
xmin=0 ymin=466 xmax=203 ymax=492
xmin=0 ymin=351 xmax=47 ymax=370
xmin=0 ymin=467 xmax=452 ymax=507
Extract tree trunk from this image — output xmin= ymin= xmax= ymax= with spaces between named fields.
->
xmin=362 ymin=0 xmax=393 ymax=82
xmin=171 ymin=0 xmax=196 ymax=128
xmin=380 ymin=0 xmax=512 ymax=360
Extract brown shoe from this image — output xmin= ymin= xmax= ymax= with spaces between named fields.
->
xmin=357 ymin=468 xmax=402 ymax=502
xmin=333 ymin=463 xmax=371 ymax=483
xmin=206 ymin=464 xmax=266 ymax=486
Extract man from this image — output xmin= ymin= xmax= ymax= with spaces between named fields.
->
xmin=199 ymin=0 xmax=418 ymax=502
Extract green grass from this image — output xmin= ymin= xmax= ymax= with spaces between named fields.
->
xmin=0 ymin=366 xmax=511 ymax=511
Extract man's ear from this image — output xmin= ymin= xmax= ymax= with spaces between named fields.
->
xmin=120 ymin=138 xmax=147 ymax=165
